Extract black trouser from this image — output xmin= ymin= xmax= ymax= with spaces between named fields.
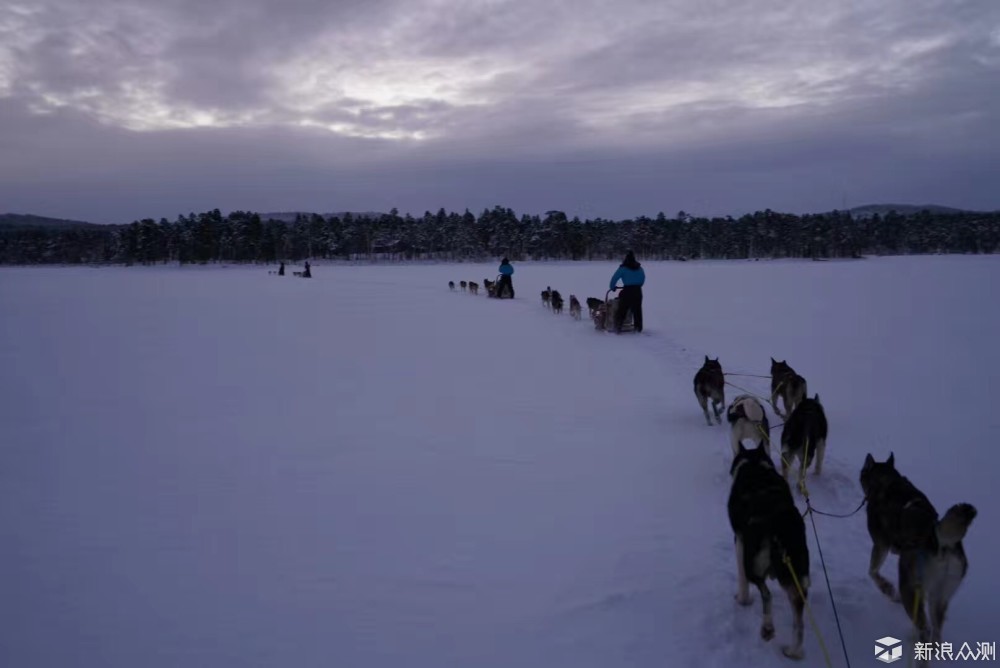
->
xmin=614 ymin=285 xmax=643 ymax=332
xmin=497 ymin=274 xmax=514 ymax=298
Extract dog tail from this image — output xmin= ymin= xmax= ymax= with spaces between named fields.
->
xmin=937 ymin=503 xmax=977 ymax=547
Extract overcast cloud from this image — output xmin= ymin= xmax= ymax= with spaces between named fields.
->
xmin=1 ymin=0 xmax=998 ymax=223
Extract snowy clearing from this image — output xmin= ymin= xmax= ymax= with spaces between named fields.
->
xmin=1 ymin=255 xmax=998 ymax=667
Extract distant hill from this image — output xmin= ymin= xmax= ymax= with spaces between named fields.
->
xmin=257 ymin=211 xmax=384 ymax=223
xmin=847 ymin=203 xmax=969 ymax=218
xmin=0 ymin=213 xmax=102 ymax=229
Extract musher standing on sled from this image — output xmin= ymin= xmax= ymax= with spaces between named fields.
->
xmin=609 ymin=250 xmax=644 ymax=333
xmin=497 ymin=257 xmax=515 ymax=298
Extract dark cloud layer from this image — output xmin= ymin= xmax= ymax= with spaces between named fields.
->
xmin=1 ymin=0 xmax=998 ymax=223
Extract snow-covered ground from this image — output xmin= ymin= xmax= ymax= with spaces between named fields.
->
xmin=1 ymin=255 xmax=998 ymax=667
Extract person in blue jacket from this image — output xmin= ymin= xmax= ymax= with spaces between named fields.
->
xmin=609 ymin=250 xmax=644 ymax=333
xmin=497 ymin=257 xmax=515 ymax=298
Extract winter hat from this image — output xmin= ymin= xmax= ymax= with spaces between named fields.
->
xmin=624 ymin=250 xmax=636 ymax=264
xmin=501 ymin=257 xmax=509 ymax=264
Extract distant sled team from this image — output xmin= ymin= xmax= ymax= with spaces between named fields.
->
xmin=451 ymin=258 xmax=514 ymax=299
xmin=448 ymin=252 xmax=643 ymax=331
xmin=692 ymin=355 xmax=977 ymax=663
xmin=268 ymin=261 xmax=310 ymax=278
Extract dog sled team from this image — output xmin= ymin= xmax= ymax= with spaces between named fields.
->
xmin=267 ymin=261 xmax=311 ymax=278
xmin=450 ymin=251 xmax=645 ymax=334
xmin=693 ymin=355 xmax=977 ymax=664
xmin=450 ymin=258 xmax=515 ymax=298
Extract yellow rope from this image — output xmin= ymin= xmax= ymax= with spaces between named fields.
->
xmin=754 ymin=423 xmax=807 ymax=496
xmin=772 ymin=378 xmax=786 ymax=414
xmin=783 ymin=553 xmax=835 ymax=668
xmin=754 ymin=423 xmax=771 ymax=451
xmin=907 ymin=586 xmax=923 ymax=668
xmin=799 ymin=438 xmax=810 ymax=497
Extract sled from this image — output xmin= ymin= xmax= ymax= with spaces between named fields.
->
xmin=592 ymin=289 xmax=634 ymax=332
xmin=491 ymin=274 xmax=513 ymax=299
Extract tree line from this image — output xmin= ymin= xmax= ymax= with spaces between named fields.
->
xmin=1 ymin=206 xmax=998 ymax=265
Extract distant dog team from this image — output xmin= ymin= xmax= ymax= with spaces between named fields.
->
xmin=449 ymin=252 xmax=640 ymax=333
xmin=448 ymin=277 xmax=576 ymax=317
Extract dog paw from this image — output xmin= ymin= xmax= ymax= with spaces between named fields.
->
xmin=760 ymin=624 xmax=775 ymax=641
xmin=781 ymin=645 xmax=804 ymax=660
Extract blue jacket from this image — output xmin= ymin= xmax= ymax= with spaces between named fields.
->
xmin=610 ymin=265 xmax=644 ymax=289
xmin=499 ymin=263 xmax=514 ymax=276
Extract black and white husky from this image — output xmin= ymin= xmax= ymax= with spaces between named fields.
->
xmin=770 ymin=358 xmax=807 ymax=419
xmin=693 ymin=356 xmax=725 ymax=426
xmin=780 ymin=394 xmax=828 ymax=483
xmin=728 ymin=442 xmax=810 ymax=661
xmin=727 ymin=394 xmax=771 ymax=457
xmin=860 ymin=453 xmax=977 ymax=653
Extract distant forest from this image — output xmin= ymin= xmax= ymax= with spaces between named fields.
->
xmin=1 ymin=206 xmax=998 ymax=265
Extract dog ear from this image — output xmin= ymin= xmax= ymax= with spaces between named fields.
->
xmin=704 ymin=355 xmax=709 ymax=363
xmin=814 ymin=393 xmax=820 ymax=403
xmin=887 ymin=452 xmax=895 ymax=468
xmin=864 ymin=453 xmax=874 ymax=467
xmin=771 ymin=356 xmax=775 ymax=363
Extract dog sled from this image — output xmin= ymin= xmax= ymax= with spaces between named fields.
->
xmin=592 ymin=289 xmax=634 ymax=332
xmin=490 ymin=274 xmax=513 ymax=299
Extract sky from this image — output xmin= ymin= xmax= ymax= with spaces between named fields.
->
xmin=1 ymin=0 xmax=998 ymax=224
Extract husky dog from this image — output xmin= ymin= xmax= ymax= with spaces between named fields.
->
xmin=468 ymin=281 xmax=479 ymax=295
xmin=586 ymin=297 xmax=603 ymax=317
xmin=728 ymin=442 xmax=810 ymax=660
xmin=569 ymin=295 xmax=582 ymax=320
xmin=592 ymin=301 xmax=609 ymax=330
xmin=449 ymin=281 xmax=455 ymax=291
xmin=460 ymin=280 xmax=467 ymax=292
xmin=780 ymin=394 xmax=828 ymax=483
xmin=860 ymin=453 xmax=977 ymax=647
xmin=727 ymin=394 xmax=770 ymax=456
xmin=693 ymin=356 xmax=725 ymax=426
xmin=550 ymin=290 xmax=564 ymax=314
xmin=541 ymin=287 xmax=551 ymax=308
xmin=770 ymin=358 xmax=808 ymax=419
xmin=484 ymin=278 xmax=495 ymax=296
